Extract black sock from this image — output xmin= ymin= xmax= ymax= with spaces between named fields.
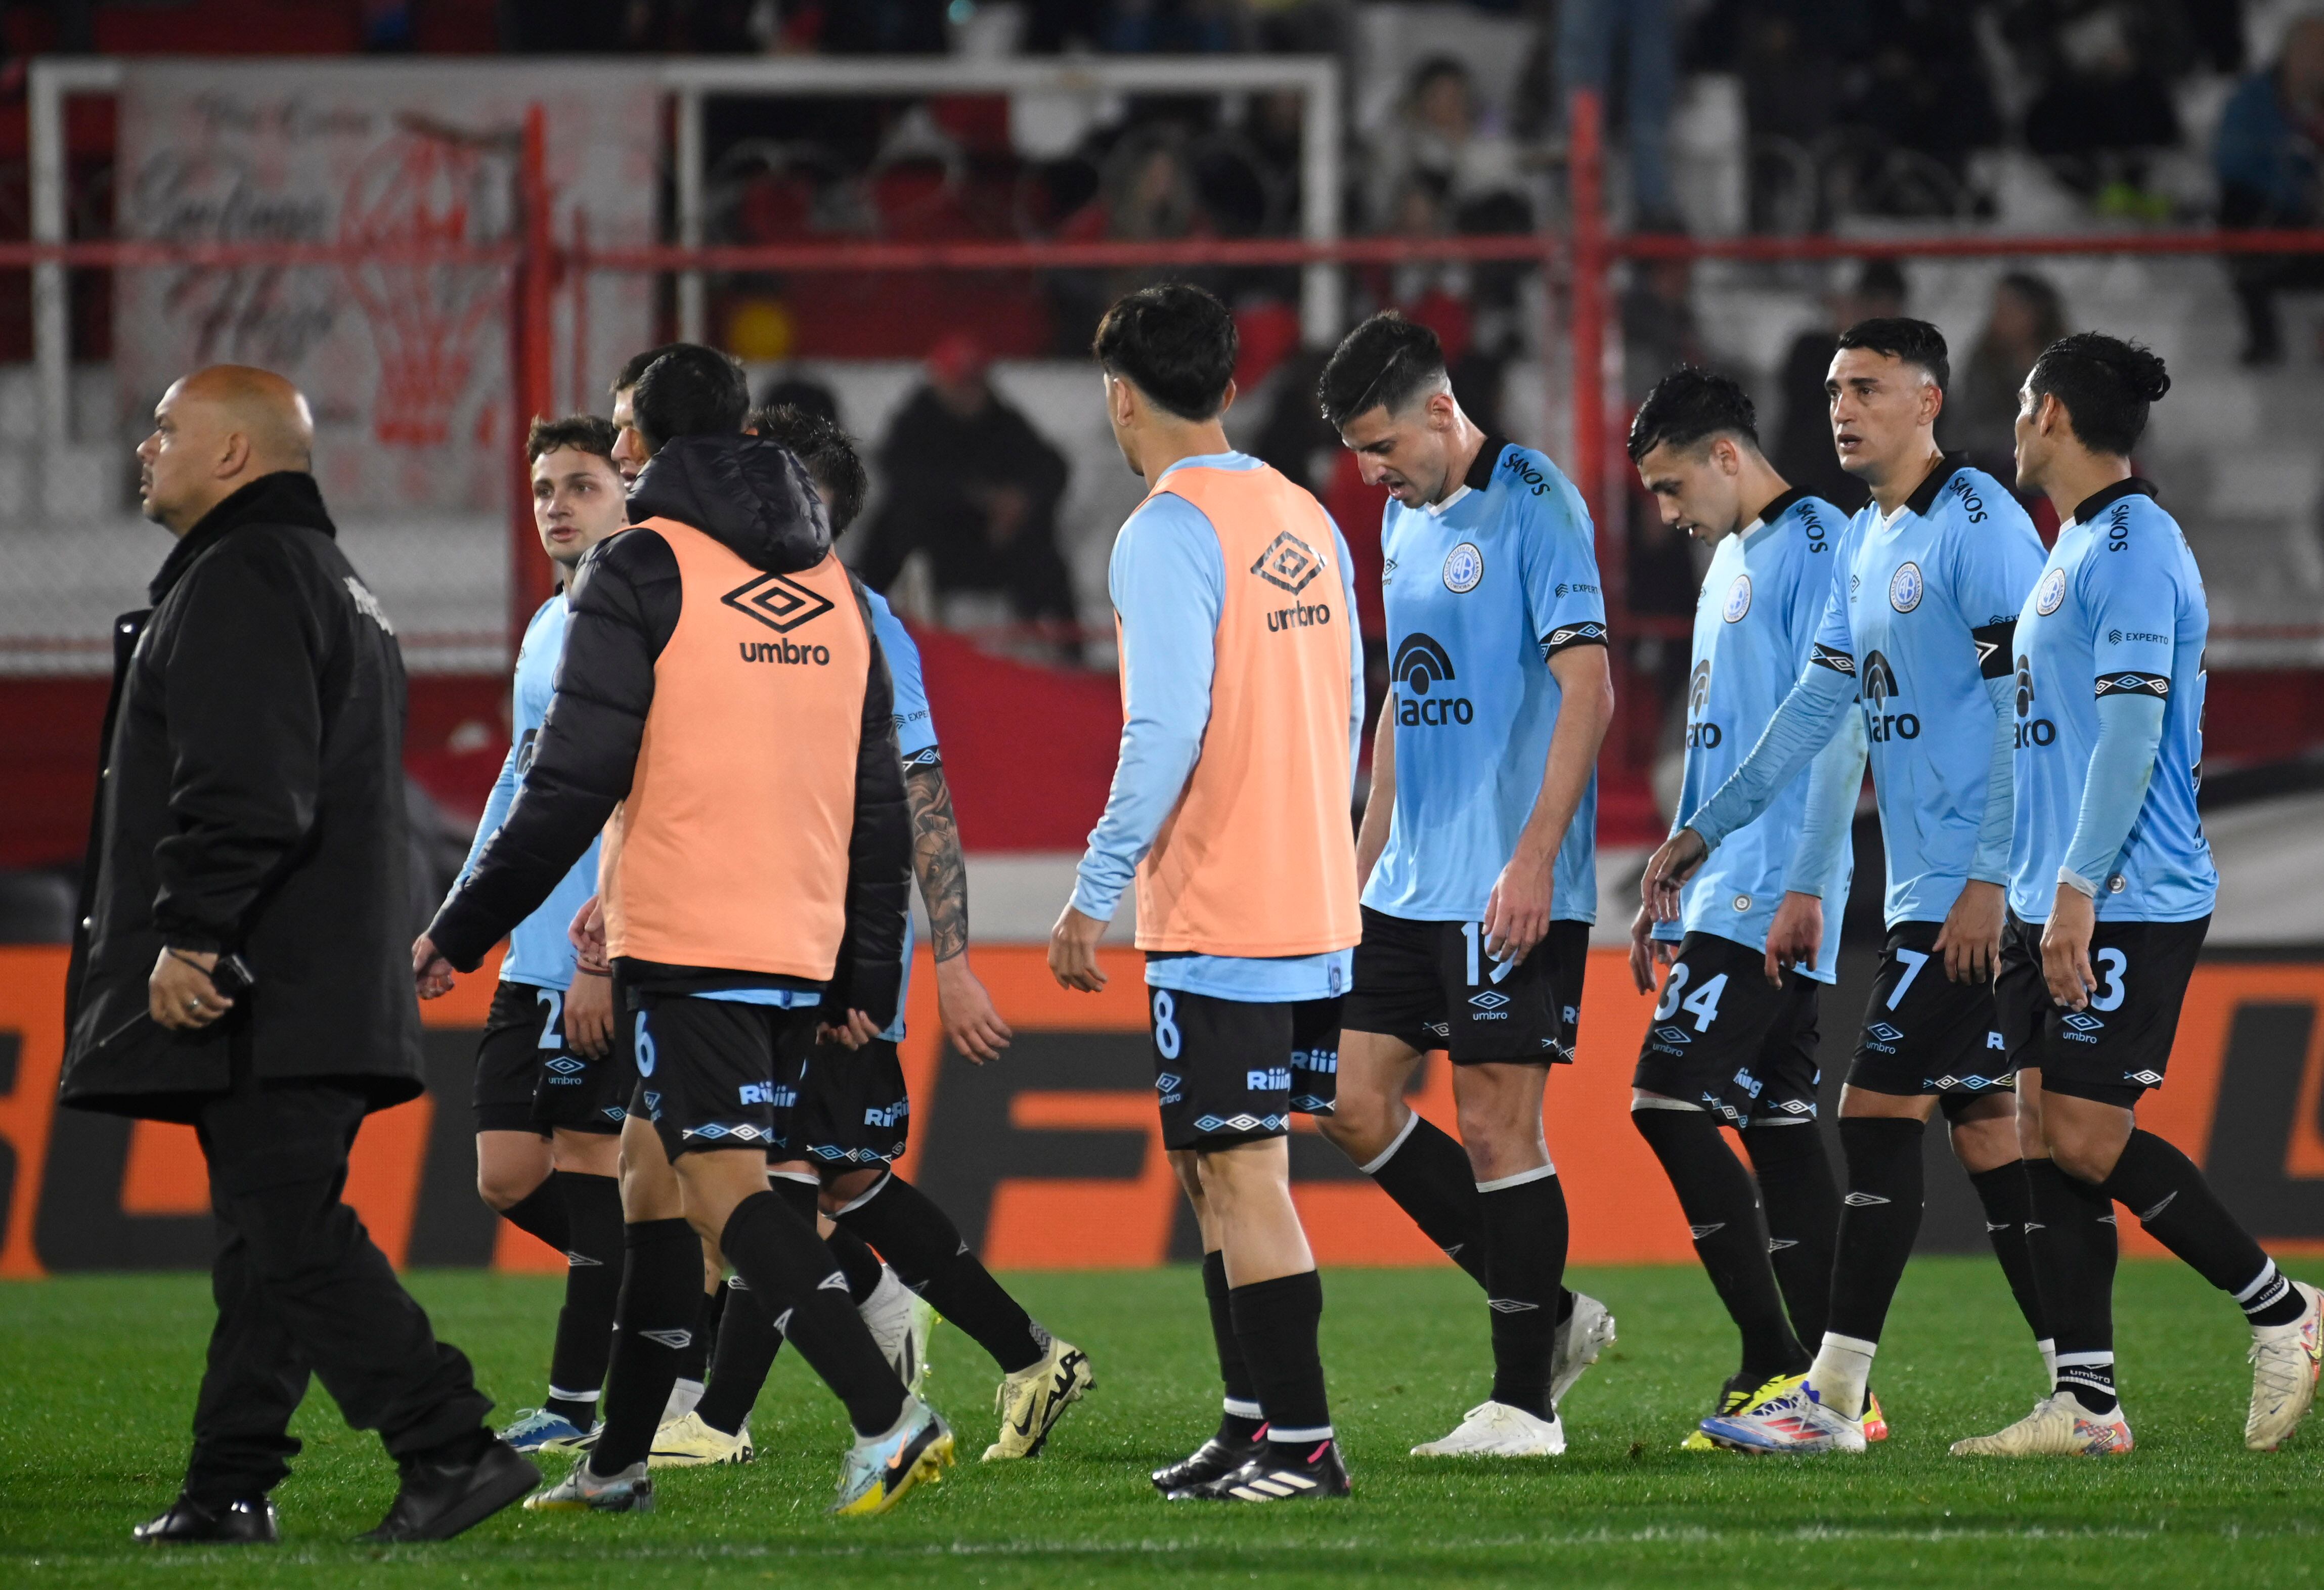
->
xmin=1827 ymin=1117 xmax=1926 ymax=1346
xmin=588 ymin=1217 xmax=700 ymax=1476
xmin=545 ymin=1171 xmax=624 ymax=1430
xmin=719 ymin=1190 xmax=906 ymax=1438
xmin=1229 ymin=1270 xmax=1331 ymax=1461
xmin=836 ymin=1173 xmax=1047 ymax=1374
xmin=1478 ymin=1167 xmax=1566 ymax=1418
xmin=1968 ymin=1161 xmax=2050 ymax=1346
xmin=1741 ymin=1121 xmax=1839 ymax=1356
xmin=2099 ymin=1128 xmax=2303 ymax=1327
xmin=693 ymin=1274 xmax=783 ymax=1436
xmin=823 ymin=1216 xmax=889 ymax=1307
xmin=1362 ymin=1113 xmax=1488 ymax=1286
xmin=2027 ymin=1159 xmax=2120 ymax=1412
xmin=1202 ymin=1250 xmax=1266 ymax=1443
xmin=498 ymin=1175 xmax=569 ymax=1252
xmin=675 ymin=1283 xmax=719 ymax=1388
xmin=1634 ymin=1107 xmax=1807 ymax=1381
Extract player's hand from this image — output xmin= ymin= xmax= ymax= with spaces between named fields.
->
xmin=1048 ymin=903 xmax=1109 ymax=992
xmin=411 ymin=935 xmax=456 ymax=1000
xmin=1483 ymin=846 xmax=1552 ymax=962
xmin=819 ymin=1009 xmax=883 ymax=1049
xmin=567 ymin=894 xmax=610 ymax=973
xmin=1626 ymin=903 xmax=1675 ymax=995
xmin=1642 ymin=828 xmax=1709 ymax=923
xmin=1934 ymin=879 xmax=2006 ymax=984
xmin=2040 ymin=885 xmax=2099 ymax=1010
xmin=1763 ymin=891 xmax=1825 ymax=988
xmin=935 ymin=954 xmax=1013 ymax=1064
xmin=151 ymin=948 xmax=230 ymax=1030
xmin=564 ymin=967 xmax=614 ymax=1058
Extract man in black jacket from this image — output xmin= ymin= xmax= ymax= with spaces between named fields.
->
xmin=415 ymin=345 xmax=949 ymax=1519
xmin=60 ymin=365 xmax=537 ymax=1545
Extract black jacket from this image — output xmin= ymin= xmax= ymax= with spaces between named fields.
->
xmin=60 ymin=473 xmax=425 ymax=1123
xmin=424 ymin=433 xmax=913 ymax=1028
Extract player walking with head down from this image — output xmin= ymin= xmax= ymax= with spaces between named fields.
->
xmin=1646 ymin=318 xmax=2054 ymax=1455
xmin=1951 ymin=334 xmax=2322 ymax=1458
xmin=1624 ymin=368 xmax=1863 ymax=1447
xmin=1052 ymin=283 xmax=1361 ymax=1503
xmin=1308 ymin=313 xmax=1616 ymax=1459
xmin=463 ymin=418 xmax=634 ymax=1456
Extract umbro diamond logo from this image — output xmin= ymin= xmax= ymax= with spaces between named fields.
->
xmin=772 ymin=1308 xmax=794 ymax=1334
xmin=1488 ymin=1298 xmax=1541 ymax=1313
xmin=1653 ymin=1024 xmax=1692 ymax=1046
xmin=2139 ymin=1191 xmax=2177 ymax=1221
xmin=1768 ymin=1238 xmax=1798 ymax=1252
xmin=1690 ymin=1223 xmax=1725 ymax=1240
xmin=2125 ymin=1069 xmax=2164 ymax=1085
xmin=637 ymin=1328 xmax=693 ymax=1349
xmin=1867 ymin=1022 xmax=1904 ymax=1043
xmin=722 ymin=570 xmax=836 ymax=633
xmin=2064 ymin=1012 xmax=2105 ymax=1032
xmin=1250 ymin=530 xmax=1322 ymax=594
xmin=1844 ymin=1191 xmax=1891 ymax=1207
xmin=565 ymin=1250 xmax=602 ymax=1267
xmin=818 ymin=1271 xmax=852 ymax=1292
xmin=1469 ymin=990 xmax=1511 ymax=1011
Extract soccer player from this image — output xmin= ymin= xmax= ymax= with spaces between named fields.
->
xmin=1646 ymin=318 xmax=2054 ymax=1455
xmin=654 ymin=405 xmax=1092 ymax=1469
xmin=1952 ymin=334 xmax=2321 ymax=1456
xmin=417 ymin=345 xmax=952 ymax=1517
xmin=1052 ymin=283 xmax=1359 ymax=1502
xmin=1307 ymin=312 xmax=1615 ymax=1458
xmin=457 ymin=417 xmax=632 ymax=1454
xmin=1621 ymin=368 xmax=1862 ymax=1446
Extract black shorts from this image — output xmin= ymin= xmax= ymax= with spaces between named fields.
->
xmin=1344 ymin=908 xmax=1586 ymax=1064
xmin=1845 ymin=921 xmax=2013 ymax=1101
xmin=1995 ymin=911 xmax=2209 ymax=1108
xmin=794 ymin=1037 xmax=911 ymax=1170
xmin=474 ymin=980 xmax=627 ymax=1136
xmin=1633 ymin=933 xmax=1824 ymax=1126
xmin=1150 ymin=988 xmax=1344 ymax=1153
xmin=622 ymin=992 xmax=815 ymax=1160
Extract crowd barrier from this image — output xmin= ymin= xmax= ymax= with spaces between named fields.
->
xmin=4 ymin=943 xmax=2319 ymax=1277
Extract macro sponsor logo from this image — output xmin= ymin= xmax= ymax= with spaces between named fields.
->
xmin=723 ymin=570 xmax=835 ymax=634
xmin=1249 ymin=530 xmax=1322 ymax=595
xmin=1393 ymin=633 xmax=1473 ymax=726
xmin=2014 ymin=654 xmax=2055 ymax=747
xmin=1860 ymin=650 xmax=1919 ymax=741
xmin=1685 ymin=659 xmax=1720 ymax=748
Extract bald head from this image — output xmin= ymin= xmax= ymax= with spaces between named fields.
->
xmin=137 ymin=365 xmax=316 ymax=535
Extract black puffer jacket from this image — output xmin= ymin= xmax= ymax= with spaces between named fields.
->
xmin=425 ymin=433 xmax=912 ymax=1027
xmin=60 ymin=473 xmax=424 ymax=1122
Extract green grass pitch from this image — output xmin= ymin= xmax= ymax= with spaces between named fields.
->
xmin=4 ymin=1259 xmax=2318 ymax=1588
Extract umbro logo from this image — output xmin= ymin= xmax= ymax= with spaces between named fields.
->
xmin=1250 ymin=531 xmax=1322 ymax=594
xmin=2125 ymin=1069 xmax=2164 ymax=1086
xmin=1487 ymin=1298 xmax=1541 ymax=1313
xmin=722 ymin=570 xmax=836 ymax=633
xmin=2064 ymin=1012 xmax=2105 ymax=1032
xmin=1689 ymin=1222 xmax=1725 ymax=1240
xmin=1469 ymin=990 xmax=1511 ymax=1011
xmin=1767 ymin=1238 xmax=1797 ymax=1252
xmin=818 ymin=1271 xmax=852 ymax=1292
xmin=1867 ymin=1023 xmax=1904 ymax=1043
xmin=637 ymin=1328 xmax=693 ymax=1349
xmin=1843 ymin=1191 xmax=1890 ymax=1207
xmin=1652 ymin=1024 xmax=1692 ymax=1047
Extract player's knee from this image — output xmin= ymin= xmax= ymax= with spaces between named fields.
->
xmin=819 ymin=1166 xmax=883 ymax=1212
xmin=1317 ymin=1093 xmax=1401 ymax=1161
xmin=475 ymin=1164 xmax=543 ymax=1212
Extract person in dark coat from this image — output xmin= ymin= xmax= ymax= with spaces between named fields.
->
xmin=59 ymin=365 xmax=537 ymax=1545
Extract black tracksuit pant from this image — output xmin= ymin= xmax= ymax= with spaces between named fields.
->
xmin=182 ymin=1076 xmax=490 ymax=1504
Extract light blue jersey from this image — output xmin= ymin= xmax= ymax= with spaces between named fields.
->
xmin=453 ymin=593 xmax=601 ymax=990
xmin=2007 ymin=480 xmax=2215 ymax=923
xmin=1809 ymin=456 xmax=2044 ymax=924
xmin=1071 ymin=452 xmax=1365 ymax=1002
xmin=866 ymin=588 xmax=939 ymax=1041
xmin=1663 ymin=491 xmax=1855 ymax=981
xmin=1365 ymin=438 xmax=1606 ymax=923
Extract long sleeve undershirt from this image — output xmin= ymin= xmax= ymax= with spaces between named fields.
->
xmin=2058 ymin=692 xmax=2166 ymax=897
xmin=1968 ymin=673 xmax=2016 ymax=886
xmin=1783 ymin=704 xmax=1866 ymax=898
xmin=1684 ymin=661 xmax=1854 ymax=849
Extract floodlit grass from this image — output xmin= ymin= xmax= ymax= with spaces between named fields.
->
xmin=3 ymin=1259 xmax=2318 ymax=1587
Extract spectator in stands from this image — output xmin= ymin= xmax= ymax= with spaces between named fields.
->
xmin=1945 ymin=271 xmax=2069 ymax=487
xmin=1371 ymin=56 xmax=1528 ymax=231
xmin=853 ymin=334 xmax=1079 ymax=653
xmin=2010 ymin=0 xmax=2187 ymax=213
xmin=1097 ymin=0 xmax=1250 ymax=53
xmin=1050 ymin=124 xmax=1210 ymax=354
xmin=1622 ymin=246 xmax=1707 ymax=405
xmin=1770 ymin=259 xmax=1905 ymax=513
xmin=1836 ymin=2 xmax=2000 ymax=212
xmin=2216 ymin=15 xmax=2324 ymax=365
xmin=756 ymin=373 xmax=840 ymax=425
xmin=1561 ymin=0 xmax=1682 ymax=228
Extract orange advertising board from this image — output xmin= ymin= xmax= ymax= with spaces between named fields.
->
xmin=4 ymin=944 xmax=2320 ymax=1276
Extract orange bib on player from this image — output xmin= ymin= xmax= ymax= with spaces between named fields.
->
xmin=599 ymin=518 xmax=870 ymax=979
xmin=1131 ymin=464 xmax=1362 ymax=958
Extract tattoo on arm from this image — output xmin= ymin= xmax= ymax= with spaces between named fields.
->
xmin=905 ymin=762 xmax=969 ymax=962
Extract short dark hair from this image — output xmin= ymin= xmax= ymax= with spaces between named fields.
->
xmin=750 ymin=404 xmax=867 ymax=533
xmin=611 ymin=342 xmax=688 ymax=396
xmin=2027 ymin=332 xmax=2169 ymax=457
xmin=1318 ymin=312 xmax=1446 ymax=429
xmin=1092 ymin=283 xmax=1238 ymax=421
xmin=629 ymin=344 xmax=750 ymax=454
xmin=524 ymin=413 xmax=619 ymax=466
xmin=1627 ymin=366 xmax=1759 ymax=463
xmin=1835 ymin=316 xmax=1950 ymax=393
